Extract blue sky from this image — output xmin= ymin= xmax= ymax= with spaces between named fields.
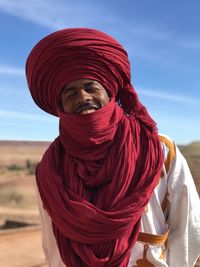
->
xmin=0 ymin=0 xmax=200 ymax=144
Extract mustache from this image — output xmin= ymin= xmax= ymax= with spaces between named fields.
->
xmin=75 ymin=102 xmax=101 ymax=114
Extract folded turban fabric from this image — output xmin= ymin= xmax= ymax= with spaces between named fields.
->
xmin=26 ymin=28 xmax=164 ymax=267
xmin=27 ymin=28 xmax=149 ymax=122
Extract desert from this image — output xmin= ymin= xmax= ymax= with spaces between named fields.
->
xmin=0 ymin=140 xmax=199 ymax=267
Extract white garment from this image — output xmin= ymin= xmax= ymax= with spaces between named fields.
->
xmin=36 ymin=135 xmax=200 ymax=267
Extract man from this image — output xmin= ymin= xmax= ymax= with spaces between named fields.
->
xmin=26 ymin=28 xmax=200 ymax=267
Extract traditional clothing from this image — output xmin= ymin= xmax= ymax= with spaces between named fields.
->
xmin=36 ymin=134 xmax=200 ymax=267
xmin=26 ymin=28 xmax=200 ymax=267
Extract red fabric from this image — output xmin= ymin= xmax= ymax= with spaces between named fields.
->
xmin=26 ymin=28 xmax=164 ymax=267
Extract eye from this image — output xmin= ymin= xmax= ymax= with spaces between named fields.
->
xmin=63 ymin=91 xmax=77 ymax=100
xmin=67 ymin=93 xmax=76 ymax=99
xmin=85 ymin=86 xmax=99 ymax=92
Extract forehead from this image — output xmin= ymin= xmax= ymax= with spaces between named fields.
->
xmin=65 ymin=79 xmax=100 ymax=89
xmin=62 ymin=79 xmax=108 ymax=96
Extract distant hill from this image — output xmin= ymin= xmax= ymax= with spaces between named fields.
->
xmin=0 ymin=140 xmax=50 ymax=166
xmin=179 ymin=141 xmax=200 ymax=156
xmin=0 ymin=140 xmax=199 ymax=196
xmin=179 ymin=141 xmax=200 ymax=196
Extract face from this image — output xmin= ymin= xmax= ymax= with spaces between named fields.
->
xmin=61 ymin=79 xmax=110 ymax=114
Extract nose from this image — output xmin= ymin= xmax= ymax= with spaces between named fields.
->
xmin=76 ymin=88 xmax=92 ymax=105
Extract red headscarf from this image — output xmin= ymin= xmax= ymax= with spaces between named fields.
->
xmin=26 ymin=28 xmax=164 ymax=267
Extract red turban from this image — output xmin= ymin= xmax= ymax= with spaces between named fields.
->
xmin=26 ymin=28 xmax=164 ymax=267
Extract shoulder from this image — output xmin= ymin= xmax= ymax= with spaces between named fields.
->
xmin=37 ymin=137 xmax=63 ymax=175
xmin=158 ymin=134 xmax=197 ymax=197
xmin=158 ymin=134 xmax=176 ymax=173
xmin=40 ymin=137 xmax=62 ymax=161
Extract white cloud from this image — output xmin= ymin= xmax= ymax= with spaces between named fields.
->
xmin=176 ymin=39 xmax=200 ymax=51
xmin=127 ymin=24 xmax=173 ymax=42
xmin=0 ymin=65 xmax=24 ymax=76
xmin=0 ymin=109 xmax=58 ymax=123
xmin=1 ymin=0 xmax=200 ymax=69
xmin=0 ymin=0 xmax=65 ymax=29
xmin=138 ymin=88 xmax=200 ymax=106
xmin=0 ymin=0 xmax=111 ymax=30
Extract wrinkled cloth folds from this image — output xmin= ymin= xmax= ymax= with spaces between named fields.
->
xmin=26 ymin=28 xmax=164 ymax=267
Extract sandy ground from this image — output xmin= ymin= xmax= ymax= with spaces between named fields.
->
xmin=0 ymin=206 xmax=40 ymax=225
xmin=0 ymin=227 xmax=199 ymax=267
xmin=0 ymin=226 xmax=47 ymax=267
xmin=0 ymin=140 xmax=49 ymax=166
xmin=0 ymin=140 xmax=199 ymax=267
xmin=0 ymin=175 xmax=46 ymax=267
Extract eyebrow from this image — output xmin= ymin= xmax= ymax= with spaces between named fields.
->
xmin=63 ymin=81 xmax=96 ymax=94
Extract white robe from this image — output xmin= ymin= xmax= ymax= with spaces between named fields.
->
xmin=36 ymin=135 xmax=200 ymax=267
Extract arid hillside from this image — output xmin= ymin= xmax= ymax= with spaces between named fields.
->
xmin=179 ymin=141 xmax=200 ymax=196
xmin=0 ymin=140 xmax=199 ymax=194
xmin=0 ymin=140 xmax=50 ymax=170
xmin=0 ymin=140 xmax=199 ymax=267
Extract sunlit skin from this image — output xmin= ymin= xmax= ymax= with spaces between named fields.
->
xmin=61 ymin=79 xmax=110 ymax=114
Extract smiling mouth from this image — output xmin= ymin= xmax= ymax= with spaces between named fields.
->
xmin=80 ymin=108 xmax=97 ymax=114
xmin=76 ymin=103 xmax=100 ymax=114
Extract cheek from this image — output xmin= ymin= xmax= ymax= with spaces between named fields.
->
xmin=104 ymin=97 xmax=110 ymax=105
xmin=95 ymin=90 xmax=110 ymax=105
xmin=96 ymin=97 xmax=109 ymax=108
xmin=63 ymin=105 xmax=69 ymax=113
xmin=62 ymin=99 xmax=72 ymax=113
xmin=101 ymin=93 xmax=110 ymax=105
